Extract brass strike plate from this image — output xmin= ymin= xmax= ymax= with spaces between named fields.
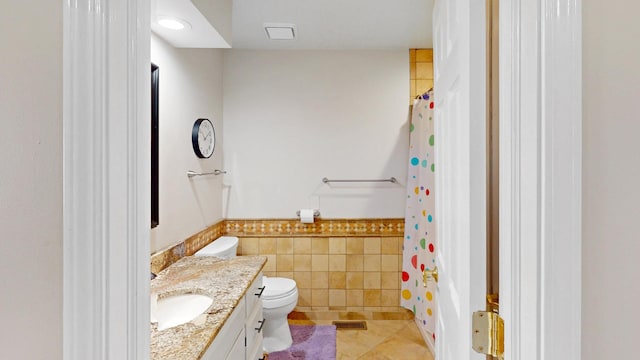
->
xmin=472 ymin=311 xmax=504 ymax=359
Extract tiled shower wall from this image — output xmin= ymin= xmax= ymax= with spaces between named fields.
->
xmin=410 ymin=49 xmax=434 ymax=103
xmin=237 ymin=236 xmax=405 ymax=314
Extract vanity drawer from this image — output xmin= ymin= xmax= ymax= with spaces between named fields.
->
xmin=245 ymin=300 xmax=264 ymax=358
xmin=246 ymin=272 xmax=264 ymax=317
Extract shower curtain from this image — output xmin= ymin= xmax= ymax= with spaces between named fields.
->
xmin=401 ymin=90 xmax=436 ymax=344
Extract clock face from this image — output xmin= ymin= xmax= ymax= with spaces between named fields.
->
xmin=192 ymin=119 xmax=215 ymax=158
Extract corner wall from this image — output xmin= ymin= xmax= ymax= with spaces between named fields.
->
xmin=222 ymin=50 xmax=410 ymax=219
xmin=150 ymin=34 xmax=225 ymax=253
xmin=583 ymin=1 xmax=640 ymax=358
xmin=0 ymin=1 xmax=63 ymax=358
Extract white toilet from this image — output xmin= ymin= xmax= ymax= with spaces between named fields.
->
xmin=194 ymin=236 xmax=299 ymax=353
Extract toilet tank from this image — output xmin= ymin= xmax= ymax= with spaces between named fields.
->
xmin=194 ymin=236 xmax=239 ymax=259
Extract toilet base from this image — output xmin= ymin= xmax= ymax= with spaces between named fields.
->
xmin=262 ymin=314 xmax=293 ymax=353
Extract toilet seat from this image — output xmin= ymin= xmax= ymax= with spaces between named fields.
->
xmin=262 ymin=277 xmax=298 ymax=309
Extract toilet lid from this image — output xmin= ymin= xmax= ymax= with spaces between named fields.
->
xmin=262 ymin=277 xmax=297 ymax=299
xmin=194 ymin=236 xmax=238 ymax=256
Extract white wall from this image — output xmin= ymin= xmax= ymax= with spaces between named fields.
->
xmin=583 ymin=1 xmax=640 ymax=358
xmin=0 ymin=1 xmax=62 ymax=358
xmin=150 ymin=34 xmax=225 ymax=253
xmin=223 ymin=50 xmax=410 ymax=219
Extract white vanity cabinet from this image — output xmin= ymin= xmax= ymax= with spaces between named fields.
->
xmin=201 ymin=273 xmax=265 ymax=360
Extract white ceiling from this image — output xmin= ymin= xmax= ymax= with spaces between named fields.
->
xmin=232 ymin=0 xmax=434 ymax=49
xmin=152 ymin=0 xmax=434 ymax=49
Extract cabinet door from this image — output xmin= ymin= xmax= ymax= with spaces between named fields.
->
xmin=226 ymin=328 xmax=246 ymax=360
xmin=201 ymin=297 xmax=246 ymax=360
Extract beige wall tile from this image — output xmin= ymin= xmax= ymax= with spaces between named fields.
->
xmin=410 ymin=80 xmax=416 ymax=103
xmin=329 ymin=271 xmax=346 ymax=289
xmin=311 ymin=271 xmax=329 ymax=289
xmin=381 ymin=254 xmax=399 ymax=271
xmin=328 ymin=237 xmax=346 ymax=254
xmin=294 ymin=271 xmax=312 ymax=289
xmin=398 ymin=254 xmax=403 ymax=271
xmin=311 ymin=254 xmax=329 ymax=271
xmin=381 ymin=290 xmax=399 ymax=307
xmin=397 ymin=237 xmax=404 ymax=254
xmin=276 ymin=254 xmax=293 ymax=271
xmin=311 ymin=289 xmax=329 ymax=307
xmin=293 ymin=237 xmax=311 ymax=254
xmin=416 ymin=49 xmax=433 ymax=62
xmin=277 ymin=237 xmax=293 ymax=254
xmin=416 ymin=79 xmax=433 ymax=94
xmin=346 ymin=272 xmax=364 ymax=289
xmin=328 ymin=254 xmax=346 ymax=272
xmin=364 ymin=237 xmax=381 ymax=254
xmin=241 ymin=237 xmax=260 ymax=255
xmin=346 ymin=289 xmax=364 ymax=307
xmin=259 ymin=238 xmax=276 ymax=253
xmin=364 ymin=254 xmax=381 ymax=272
xmin=264 ymin=254 xmax=276 ymax=272
xmin=409 ymin=49 xmax=416 ymax=62
xmin=311 ymin=237 xmax=329 ymax=254
xmin=381 ymin=272 xmax=400 ymax=289
xmin=364 ymin=289 xmax=381 ymax=306
xmin=416 ymin=62 xmax=434 ymax=79
xmin=297 ymin=288 xmax=311 ymax=307
xmin=346 ymin=237 xmax=364 ymax=254
xmin=277 ymin=271 xmax=294 ymax=279
xmin=381 ymin=238 xmax=398 ymax=255
xmin=293 ymin=254 xmax=312 ymax=272
xmin=346 ymin=255 xmax=364 ymax=271
xmin=410 ymin=62 xmax=416 ymax=79
xmin=329 ymin=289 xmax=346 ymax=307
xmin=364 ymin=272 xmax=381 ymax=289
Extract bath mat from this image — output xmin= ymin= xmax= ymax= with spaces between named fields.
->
xmin=268 ymin=325 xmax=337 ymax=360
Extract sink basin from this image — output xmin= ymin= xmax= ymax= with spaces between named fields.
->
xmin=151 ymin=294 xmax=213 ymax=331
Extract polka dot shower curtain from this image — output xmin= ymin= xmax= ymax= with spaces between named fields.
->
xmin=401 ymin=90 xmax=436 ymax=344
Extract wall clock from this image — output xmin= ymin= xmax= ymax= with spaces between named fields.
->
xmin=191 ymin=118 xmax=215 ymax=158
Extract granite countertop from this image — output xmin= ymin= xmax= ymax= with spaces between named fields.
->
xmin=150 ymin=255 xmax=267 ymax=360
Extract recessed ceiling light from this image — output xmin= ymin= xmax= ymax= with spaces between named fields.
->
xmin=157 ymin=16 xmax=191 ymax=31
xmin=264 ymin=23 xmax=296 ymax=40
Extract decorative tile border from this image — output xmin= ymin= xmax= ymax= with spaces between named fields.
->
xmin=151 ymin=218 xmax=404 ymax=274
xmin=151 ymin=221 xmax=225 ymax=274
xmin=224 ymin=218 xmax=404 ymax=237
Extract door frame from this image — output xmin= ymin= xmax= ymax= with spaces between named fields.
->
xmin=500 ymin=0 xmax=582 ymax=359
xmin=62 ymin=0 xmax=581 ymax=358
xmin=62 ymin=0 xmax=150 ymax=359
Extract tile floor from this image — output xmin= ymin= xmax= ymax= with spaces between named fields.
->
xmin=287 ymin=319 xmax=434 ymax=360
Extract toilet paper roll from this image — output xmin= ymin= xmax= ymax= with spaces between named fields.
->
xmin=299 ymin=209 xmax=315 ymax=224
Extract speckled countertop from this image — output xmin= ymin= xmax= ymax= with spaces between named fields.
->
xmin=150 ymin=255 xmax=267 ymax=360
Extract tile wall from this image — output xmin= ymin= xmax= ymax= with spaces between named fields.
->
xmin=151 ymin=218 xmax=412 ymax=320
xmin=410 ymin=49 xmax=434 ymax=103
xmin=237 ymin=236 xmax=405 ymax=315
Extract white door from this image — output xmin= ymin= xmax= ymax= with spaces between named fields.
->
xmin=432 ymin=0 xmax=487 ymax=359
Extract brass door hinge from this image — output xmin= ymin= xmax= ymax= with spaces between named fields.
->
xmin=472 ymin=310 xmax=504 ymax=359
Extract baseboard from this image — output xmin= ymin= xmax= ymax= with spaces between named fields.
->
xmin=415 ymin=317 xmax=435 ymax=354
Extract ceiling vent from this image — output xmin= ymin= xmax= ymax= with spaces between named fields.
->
xmin=264 ymin=23 xmax=296 ymax=40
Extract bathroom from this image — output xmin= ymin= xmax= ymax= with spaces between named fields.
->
xmin=149 ymin=0 xmax=434 ymax=358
